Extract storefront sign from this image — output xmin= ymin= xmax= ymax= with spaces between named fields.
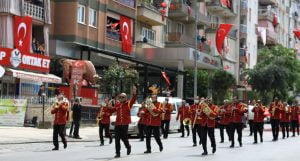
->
xmin=0 ymin=99 xmax=27 ymax=126
xmin=0 ymin=48 xmax=50 ymax=73
xmin=202 ymin=56 xmax=220 ymax=68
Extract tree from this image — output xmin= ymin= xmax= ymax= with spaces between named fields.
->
xmin=209 ymin=70 xmax=235 ymax=105
xmin=185 ymin=69 xmax=209 ymax=98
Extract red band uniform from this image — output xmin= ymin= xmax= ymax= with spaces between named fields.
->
xmin=252 ymin=104 xmax=265 ymax=143
xmin=161 ymin=102 xmax=173 ymax=139
xmin=218 ymin=104 xmax=232 ymax=143
xmin=229 ymin=102 xmax=246 ymax=147
xmin=98 ymin=105 xmax=113 ymax=145
xmin=269 ymin=101 xmax=283 ymax=141
xmin=177 ymin=105 xmax=191 ymax=137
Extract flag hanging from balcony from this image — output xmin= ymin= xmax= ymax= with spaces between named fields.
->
xmin=120 ymin=16 xmax=132 ymax=55
xmin=258 ymin=27 xmax=267 ymax=46
xmin=14 ymin=16 xmax=32 ymax=53
xmin=293 ymin=29 xmax=300 ymax=40
xmin=216 ymin=24 xmax=232 ymax=56
xmin=161 ymin=71 xmax=171 ymax=87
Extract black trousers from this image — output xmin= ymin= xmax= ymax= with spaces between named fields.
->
xmin=146 ymin=126 xmax=163 ymax=151
xmin=219 ymin=124 xmax=231 ymax=142
xmin=230 ymin=123 xmax=243 ymax=146
xmin=99 ymin=123 xmax=112 ymax=144
xmin=180 ymin=122 xmax=190 ymax=136
xmin=73 ymin=120 xmax=80 ymax=137
xmin=200 ymin=125 xmax=216 ymax=153
xmin=271 ymin=119 xmax=280 ymax=140
xmin=53 ymin=124 xmax=67 ymax=149
xmin=138 ymin=123 xmax=146 ymax=140
xmin=280 ymin=122 xmax=289 ymax=138
xmin=192 ymin=124 xmax=201 ymax=144
xmin=253 ymin=122 xmax=264 ymax=142
xmin=115 ymin=125 xmax=130 ymax=155
xmin=248 ymin=120 xmax=254 ymax=135
xmin=161 ymin=120 xmax=170 ymax=138
xmin=291 ymin=120 xmax=300 ymax=136
xmin=69 ymin=122 xmax=74 ymax=136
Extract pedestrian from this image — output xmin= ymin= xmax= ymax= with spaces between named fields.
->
xmin=144 ymin=95 xmax=163 ymax=154
xmin=218 ymin=99 xmax=231 ymax=143
xmin=110 ymin=86 xmax=137 ymax=158
xmin=176 ymin=100 xmax=190 ymax=137
xmin=161 ymin=97 xmax=173 ymax=139
xmin=190 ymin=96 xmax=202 ymax=146
xmin=51 ymin=94 xmax=68 ymax=150
xmin=280 ymin=102 xmax=290 ymax=139
xmin=137 ymin=102 xmax=148 ymax=141
xmin=72 ymin=98 xmax=82 ymax=139
xmin=98 ymin=98 xmax=113 ymax=146
xmin=252 ymin=100 xmax=265 ymax=144
xmin=248 ymin=100 xmax=255 ymax=136
xmin=229 ymin=96 xmax=247 ymax=148
xmin=290 ymin=101 xmax=300 ymax=136
xmin=269 ymin=97 xmax=282 ymax=141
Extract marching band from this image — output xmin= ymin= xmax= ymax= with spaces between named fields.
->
xmin=50 ymin=90 xmax=300 ymax=158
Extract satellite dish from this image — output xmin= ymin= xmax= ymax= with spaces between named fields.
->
xmin=0 ymin=65 xmax=5 ymax=78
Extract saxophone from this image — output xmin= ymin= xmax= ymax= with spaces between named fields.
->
xmin=96 ymin=103 xmax=106 ymax=124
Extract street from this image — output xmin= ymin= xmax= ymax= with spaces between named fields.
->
xmin=0 ymin=126 xmax=300 ymax=161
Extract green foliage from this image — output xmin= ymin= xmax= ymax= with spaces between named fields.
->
xmin=185 ymin=69 xmax=209 ymax=98
xmin=209 ymin=70 xmax=235 ymax=105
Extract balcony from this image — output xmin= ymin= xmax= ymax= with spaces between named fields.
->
xmin=168 ymin=2 xmax=195 ymax=22
xmin=206 ymin=0 xmax=236 ymax=17
xmin=239 ymin=48 xmax=247 ymax=63
xmin=258 ymin=9 xmax=274 ymax=21
xmin=137 ymin=2 xmax=166 ymax=26
xmin=205 ymin=15 xmax=219 ymax=31
xmin=228 ymin=29 xmax=237 ymax=39
xmin=24 ymin=2 xmax=44 ymax=21
xmin=259 ymin=0 xmax=278 ymax=5
xmin=165 ymin=32 xmax=195 ymax=47
xmin=137 ymin=36 xmax=164 ymax=48
xmin=240 ymin=24 xmax=247 ymax=39
xmin=108 ymin=0 xmax=136 ymax=19
xmin=240 ymin=0 xmax=248 ymax=16
xmin=266 ymin=29 xmax=277 ymax=44
xmin=197 ymin=12 xmax=210 ymax=28
xmin=114 ymin=0 xmax=135 ymax=8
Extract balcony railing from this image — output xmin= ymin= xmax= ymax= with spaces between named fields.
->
xmin=165 ymin=32 xmax=195 ymax=47
xmin=137 ymin=1 xmax=159 ymax=11
xmin=169 ymin=2 xmax=195 ymax=20
xmin=240 ymin=24 xmax=247 ymax=34
xmin=114 ymin=0 xmax=135 ymax=8
xmin=258 ymin=9 xmax=274 ymax=21
xmin=24 ymin=2 xmax=44 ymax=21
xmin=139 ymin=36 xmax=164 ymax=48
xmin=241 ymin=0 xmax=247 ymax=9
xmin=206 ymin=0 xmax=236 ymax=17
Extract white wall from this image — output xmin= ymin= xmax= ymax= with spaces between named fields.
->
xmin=246 ymin=0 xmax=258 ymax=69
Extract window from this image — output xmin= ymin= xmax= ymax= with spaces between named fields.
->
xmin=89 ymin=9 xmax=97 ymax=27
xmin=106 ymin=16 xmax=121 ymax=40
xmin=176 ymin=23 xmax=184 ymax=33
xmin=77 ymin=5 xmax=85 ymax=24
xmin=142 ymin=27 xmax=156 ymax=42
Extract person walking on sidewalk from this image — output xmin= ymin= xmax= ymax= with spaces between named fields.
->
xmin=51 ymin=94 xmax=69 ymax=150
xmin=72 ymin=98 xmax=82 ymax=139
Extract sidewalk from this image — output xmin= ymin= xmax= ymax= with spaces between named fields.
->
xmin=0 ymin=126 xmax=100 ymax=145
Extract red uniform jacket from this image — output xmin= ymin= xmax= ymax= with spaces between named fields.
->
xmin=161 ymin=103 xmax=173 ymax=121
xmin=51 ymin=101 xmax=69 ymax=125
xmin=111 ymin=95 xmax=137 ymax=126
xmin=190 ymin=104 xmax=201 ymax=125
xmin=252 ymin=105 xmax=265 ymax=123
xmin=147 ymin=102 xmax=163 ymax=126
xmin=177 ymin=106 xmax=190 ymax=122
xmin=291 ymin=106 xmax=299 ymax=121
xmin=230 ymin=103 xmax=246 ymax=123
xmin=138 ymin=107 xmax=149 ymax=125
xmin=269 ymin=102 xmax=282 ymax=120
xmin=219 ymin=105 xmax=231 ymax=125
xmin=199 ymin=104 xmax=219 ymax=128
xmin=280 ymin=107 xmax=290 ymax=123
xmin=98 ymin=106 xmax=112 ymax=124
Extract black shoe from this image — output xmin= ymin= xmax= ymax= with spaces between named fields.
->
xmin=220 ymin=140 xmax=224 ymax=143
xmin=230 ymin=145 xmax=234 ymax=148
xmin=100 ymin=143 xmax=104 ymax=146
xmin=212 ymin=147 xmax=216 ymax=154
xmin=159 ymin=146 xmax=163 ymax=152
xmin=292 ymin=135 xmax=295 ymax=137
xmin=239 ymin=142 xmax=243 ymax=147
xmin=109 ymin=138 xmax=113 ymax=144
xmin=144 ymin=150 xmax=151 ymax=154
xmin=64 ymin=143 xmax=67 ymax=149
xmin=253 ymin=141 xmax=257 ymax=144
xmin=272 ymin=138 xmax=276 ymax=141
xmin=193 ymin=143 xmax=197 ymax=147
xmin=140 ymin=139 xmax=144 ymax=141
xmin=114 ymin=154 xmax=120 ymax=158
xmin=202 ymin=152 xmax=208 ymax=156
xmin=180 ymin=135 xmax=184 ymax=138
xmin=52 ymin=147 xmax=59 ymax=151
xmin=127 ymin=146 xmax=131 ymax=155
xmin=74 ymin=136 xmax=82 ymax=139
xmin=199 ymin=141 xmax=202 ymax=145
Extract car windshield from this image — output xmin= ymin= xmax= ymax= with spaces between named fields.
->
xmin=131 ymin=106 xmax=139 ymax=116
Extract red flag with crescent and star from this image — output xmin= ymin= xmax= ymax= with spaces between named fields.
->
xmin=216 ymin=24 xmax=232 ymax=56
xmin=161 ymin=71 xmax=171 ymax=87
xmin=120 ymin=16 xmax=132 ymax=55
xmin=14 ymin=16 xmax=32 ymax=53
xmin=293 ymin=29 xmax=300 ymax=40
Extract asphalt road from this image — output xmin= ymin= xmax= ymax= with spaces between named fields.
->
xmin=0 ymin=128 xmax=300 ymax=161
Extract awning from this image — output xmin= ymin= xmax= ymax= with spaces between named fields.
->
xmin=8 ymin=69 xmax=62 ymax=84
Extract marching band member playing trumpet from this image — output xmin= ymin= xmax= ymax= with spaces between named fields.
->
xmin=252 ymin=100 xmax=265 ymax=144
xmin=290 ymin=100 xmax=300 ymax=136
xmin=199 ymin=98 xmax=218 ymax=155
xmin=110 ymin=86 xmax=137 ymax=158
xmin=269 ymin=97 xmax=282 ymax=141
xmin=144 ymin=95 xmax=163 ymax=154
xmin=229 ymin=96 xmax=247 ymax=148
xmin=176 ymin=100 xmax=191 ymax=137
xmin=218 ymin=99 xmax=232 ymax=143
xmin=137 ymin=102 xmax=148 ymax=141
xmin=97 ymin=98 xmax=113 ymax=146
xmin=190 ymin=96 xmax=203 ymax=147
xmin=161 ymin=97 xmax=173 ymax=139
xmin=280 ymin=102 xmax=290 ymax=139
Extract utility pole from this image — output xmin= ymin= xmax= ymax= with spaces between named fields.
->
xmin=193 ymin=2 xmax=199 ymax=98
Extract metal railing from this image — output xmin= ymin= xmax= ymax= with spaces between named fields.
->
xmin=169 ymin=2 xmax=195 ymax=18
xmin=240 ymin=24 xmax=247 ymax=34
xmin=258 ymin=9 xmax=274 ymax=20
xmin=24 ymin=2 xmax=44 ymax=21
xmin=139 ymin=36 xmax=164 ymax=48
xmin=0 ymin=96 xmax=56 ymax=105
xmin=114 ymin=0 xmax=135 ymax=8
xmin=137 ymin=1 xmax=160 ymax=12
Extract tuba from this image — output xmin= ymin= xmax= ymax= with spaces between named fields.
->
xmin=145 ymin=98 xmax=159 ymax=117
xmin=183 ymin=118 xmax=192 ymax=126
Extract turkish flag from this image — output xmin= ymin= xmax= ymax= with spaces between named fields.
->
xmin=14 ymin=16 xmax=32 ymax=53
xmin=120 ymin=16 xmax=132 ymax=54
xmin=161 ymin=71 xmax=171 ymax=87
xmin=273 ymin=13 xmax=279 ymax=27
xmin=293 ymin=29 xmax=300 ymax=40
xmin=216 ymin=24 xmax=232 ymax=56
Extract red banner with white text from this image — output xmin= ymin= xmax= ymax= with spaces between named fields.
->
xmin=14 ymin=16 xmax=32 ymax=53
xmin=120 ymin=16 xmax=132 ymax=54
xmin=216 ymin=24 xmax=232 ymax=56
